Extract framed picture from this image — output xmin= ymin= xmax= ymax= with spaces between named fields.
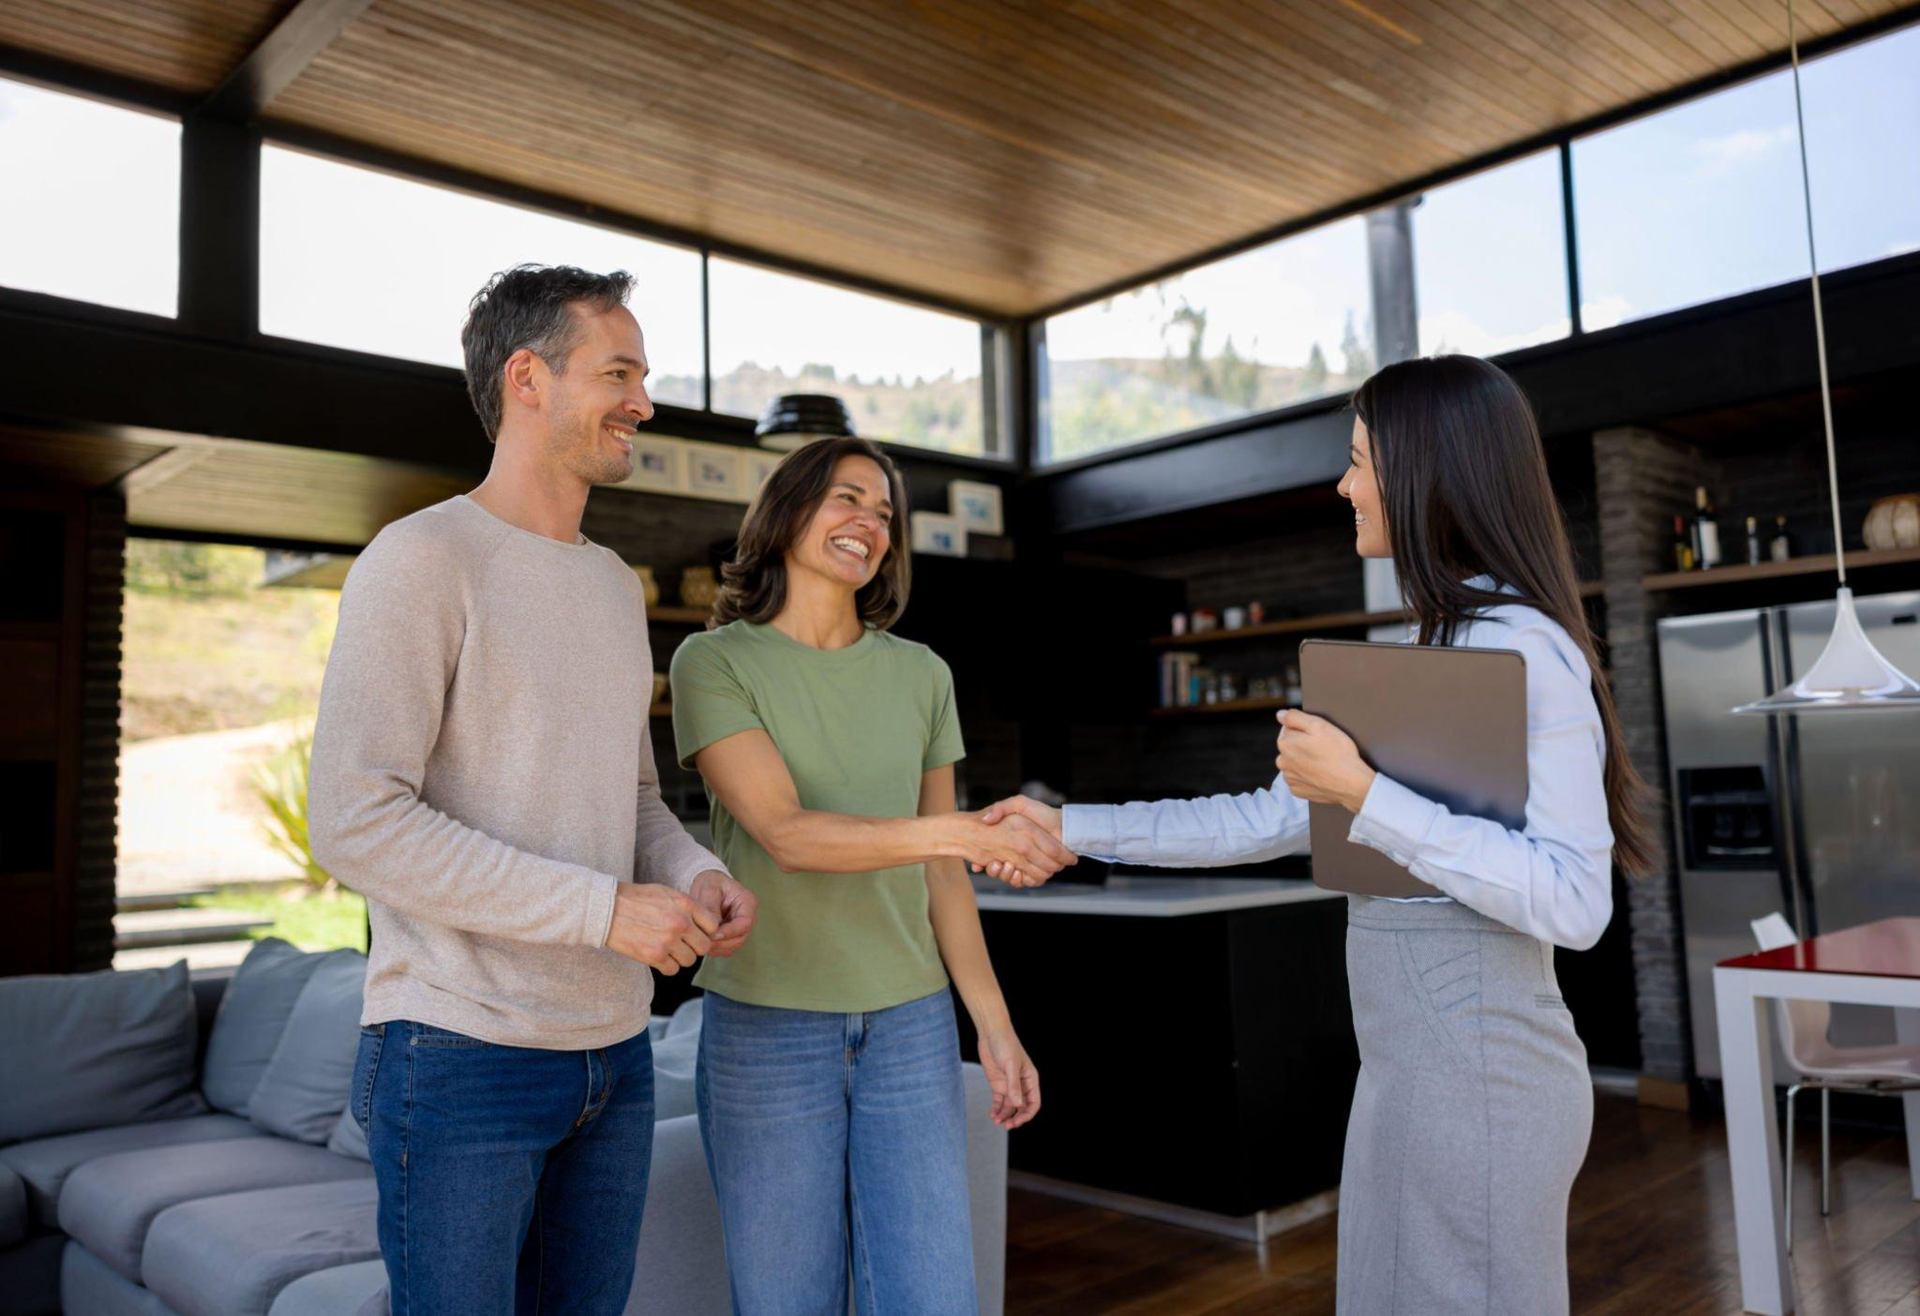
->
xmin=685 ymin=444 xmax=748 ymax=503
xmin=910 ymin=510 xmax=968 ymax=558
xmin=745 ymin=450 xmax=783 ymax=498
xmin=948 ymin=479 xmax=1004 ymax=536
xmin=619 ymin=436 xmax=685 ymax=494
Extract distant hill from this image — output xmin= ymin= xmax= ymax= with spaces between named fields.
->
xmin=654 ymin=362 xmax=985 ymax=456
xmin=1041 ymin=356 xmax=1366 ymax=461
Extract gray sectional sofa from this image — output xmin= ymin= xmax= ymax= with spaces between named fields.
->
xmin=0 ymin=941 xmax=1008 ymax=1315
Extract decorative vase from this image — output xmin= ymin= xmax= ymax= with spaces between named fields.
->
xmin=1863 ymin=494 xmax=1920 ymax=551
xmin=651 ymin=673 xmax=669 ymax=707
xmin=632 ymin=565 xmax=660 ymax=608
xmin=679 ymin=566 xmax=719 ymax=610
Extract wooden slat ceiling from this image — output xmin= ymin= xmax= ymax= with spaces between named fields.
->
xmin=0 ymin=0 xmax=282 ymax=92
xmin=125 ymin=440 xmax=470 ymax=546
xmin=4 ymin=0 xmax=1912 ymax=314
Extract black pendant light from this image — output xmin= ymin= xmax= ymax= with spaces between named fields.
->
xmin=754 ymin=394 xmax=856 ymax=452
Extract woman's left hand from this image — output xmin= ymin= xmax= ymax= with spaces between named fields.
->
xmin=1275 ymin=710 xmax=1377 ymax=814
xmin=976 ymin=1027 xmax=1041 ymax=1130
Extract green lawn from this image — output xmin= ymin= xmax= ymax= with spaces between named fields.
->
xmin=195 ymin=884 xmax=367 ymax=953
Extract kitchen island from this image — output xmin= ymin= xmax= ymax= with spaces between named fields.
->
xmin=964 ymin=873 xmax=1358 ymax=1243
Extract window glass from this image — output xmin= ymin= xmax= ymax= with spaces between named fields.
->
xmin=707 ymin=258 xmax=988 ymax=456
xmin=0 ymin=77 xmax=180 ymax=316
xmin=260 ymin=146 xmax=704 ymax=405
xmin=1414 ymin=150 xmax=1570 ymax=356
xmin=1573 ymin=22 xmax=1920 ymax=329
xmin=1040 ymin=217 xmax=1371 ymax=463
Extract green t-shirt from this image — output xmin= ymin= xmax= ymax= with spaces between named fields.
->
xmin=670 ymin=621 xmax=965 ymax=1012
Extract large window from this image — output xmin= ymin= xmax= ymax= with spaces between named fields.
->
xmin=259 ymin=146 xmax=705 ymax=406
xmin=1414 ymin=150 xmax=1570 ymax=357
xmin=116 ymin=540 xmax=362 ymax=970
xmin=0 ymin=76 xmax=179 ymax=316
xmin=1573 ymin=22 xmax=1920 ymax=330
xmin=1040 ymin=218 xmax=1371 ymax=463
xmin=707 ymin=259 xmax=989 ymax=456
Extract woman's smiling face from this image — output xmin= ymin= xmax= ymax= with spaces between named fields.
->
xmin=790 ymin=454 xmax=894 ymax=587
xmin=1337 ymin=415 xmax=1392 ymax=559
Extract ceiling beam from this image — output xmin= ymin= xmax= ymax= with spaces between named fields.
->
xmin=197 ymin=0 xmax=376 ymax=123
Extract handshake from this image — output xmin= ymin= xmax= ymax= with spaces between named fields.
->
xmin=602 ymin=796 xmax=1075 ymax=975
xmin=956 ymin=795 xmax=1070 ymax=889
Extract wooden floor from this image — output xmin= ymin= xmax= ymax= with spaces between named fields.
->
xmin=1005 ymin=1092 xmax=1920 ymax=1314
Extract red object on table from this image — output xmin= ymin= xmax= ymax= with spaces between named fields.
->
xmin=1721 ymin=917 xmax=1920 ymax=978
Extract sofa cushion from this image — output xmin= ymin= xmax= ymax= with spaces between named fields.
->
xmin=59 ymin=1240 xmax=177 ymax=1316
xmin=0 ymin=1113 xmax=266 ymax=1227
xmin=266 ymin=1259 xmax=387 ymax=1316
xmin=0 ymin=1160 xmax=26 ymax=1248
xmin=202 ymin=939 xmax=326 ymax=1115
xmin=58 ymin=1138 xmax=370 ymax=1283
xmin=629 ymin=1112 xmax=730 ymax=1315
xmin=651 ymin=1019 xmax=700 ymax=1122
xmin=143 ymin=1179 xmax=381 ymax=1316
xmin=247 ymin=952 xmax=365 ymax=1143
xmin=664 ymin=996 xmax=704 ymax=1040
xmin=325 ymin=1104 xmax=369 ymax=1163
xmin=0 ymin=962 xmax=206 ymax=1144
xmin=0 ymin=1233 xmax=65 ymax=1316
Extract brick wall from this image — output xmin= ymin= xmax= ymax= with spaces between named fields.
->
xmin=1594 ymin=426 xmax=1710 ymax=1084
xmin=75 ymin=492 xmax=126 ymax=971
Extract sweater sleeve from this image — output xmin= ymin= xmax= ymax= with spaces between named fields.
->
xmin=633 ymin=693 xmax=727 ymax=895
xmin=307 ymin=522 xmax=620 ymax=948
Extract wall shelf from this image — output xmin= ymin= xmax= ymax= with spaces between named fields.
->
xmin=1642 ymin=546 xmax=1920 ymax=593
xmin=649 ymin=606 xmax=712 ymax=625
xmin=1149 ymin=581 xmax=1603 ymax=647
xmin=650 ymin=703 xmax=673 ymax=718
xmin=1150 ymin=696 xmax=1290 ymax=718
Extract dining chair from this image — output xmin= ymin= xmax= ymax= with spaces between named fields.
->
xmin=1752 ymin=912 xmax=1920 ymax=1251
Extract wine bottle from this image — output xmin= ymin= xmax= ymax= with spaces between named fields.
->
xmin=1770 ymin=515 xmax=1794 ymax=562
xmin=1745 ymin=515 xmax=1763 ymax=565
xmin=1672 ymin=514 xmax=1696 ymax=572
xmin=1691 ymin=486 xmax=1722 ymax=569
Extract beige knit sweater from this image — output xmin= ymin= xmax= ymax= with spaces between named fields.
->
xmin=309 ymin=495 xmax=723 ymax=1049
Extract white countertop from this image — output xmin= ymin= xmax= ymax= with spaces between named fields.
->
xmin=970 ymin=874 xmax=1342 ymax=918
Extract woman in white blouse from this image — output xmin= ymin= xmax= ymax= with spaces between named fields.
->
xmin=982 ymin=356 xmax=1654 ymax=1315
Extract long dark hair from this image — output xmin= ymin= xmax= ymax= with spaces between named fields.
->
xmin=711 ymin=436 xmax=911 ymax=631
xmin=1351 ymin=355 xmax=1655 ymax=877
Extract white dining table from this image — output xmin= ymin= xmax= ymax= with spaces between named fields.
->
xmin=1714 ymin=917 xmax=1920 ymax=1314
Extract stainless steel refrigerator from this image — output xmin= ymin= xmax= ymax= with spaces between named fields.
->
xmin=1658 ymin=589 xmax=1920 ymax=1079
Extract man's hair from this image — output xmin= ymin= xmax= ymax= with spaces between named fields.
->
xmin=460 ymin=264 xmax=635 ymax=442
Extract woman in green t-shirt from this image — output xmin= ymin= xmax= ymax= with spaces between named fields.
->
xmin=669 ymin=435 xmax=1068 ymax=1314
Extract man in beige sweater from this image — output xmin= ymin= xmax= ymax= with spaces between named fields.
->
xmin=310 ymin=264 xmax=756 ymax=1315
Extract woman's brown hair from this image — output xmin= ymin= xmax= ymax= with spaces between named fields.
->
xmin=1351 ymin=355 xmax=1657 ymax=878
xmin=711 ymin=436 xmax=912 ymax=631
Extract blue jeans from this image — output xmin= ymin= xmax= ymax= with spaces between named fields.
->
xmin=696 ymin=989 xmax=975 ymax=1316
xmin=351 ymin=1020 xmax=655 ymax=1316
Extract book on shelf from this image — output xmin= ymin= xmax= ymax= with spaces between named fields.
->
xmin=1159 ymin=650 xmax=1202 ymax=708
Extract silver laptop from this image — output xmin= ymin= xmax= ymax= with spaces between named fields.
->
xmin=1299 ymin=639 xmax=1529 ymax=899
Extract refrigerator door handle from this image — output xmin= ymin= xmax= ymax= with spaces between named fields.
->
xmin=1760 ymin=608 xmax=1810 ymax=936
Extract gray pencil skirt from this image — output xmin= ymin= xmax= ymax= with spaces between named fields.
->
xmin=1337 ymin=895 xmax=1594 ymax=1316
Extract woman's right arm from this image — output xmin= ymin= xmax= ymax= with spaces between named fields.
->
xmin=691 ymin=729 xmax=1076 ymax=878
xmin=986 ymin=772 xmax=1312 ymax=871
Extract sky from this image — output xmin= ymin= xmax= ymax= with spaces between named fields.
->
xmin=1 ymin=19 xmax=1914 ymax=396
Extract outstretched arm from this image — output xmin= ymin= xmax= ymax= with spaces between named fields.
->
xmin=977 ymin=764 xmax=1314 ymax=882
xmin=691 ymin=728 xmax=1077 ymax=879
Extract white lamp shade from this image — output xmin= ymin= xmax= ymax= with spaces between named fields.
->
xmin=1733 ymin=588 xmax=1920 ymax=714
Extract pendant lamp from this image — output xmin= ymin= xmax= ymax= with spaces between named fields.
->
xmin=1731 ymin=0 xmax=1920 ymax=714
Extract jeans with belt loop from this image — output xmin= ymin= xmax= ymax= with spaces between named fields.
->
xmin=351 ymin=1018 xmax=656 ymax=1315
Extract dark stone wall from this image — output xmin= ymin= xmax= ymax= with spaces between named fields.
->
xmin=76 ymin=492 xmax=126 ymax=971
